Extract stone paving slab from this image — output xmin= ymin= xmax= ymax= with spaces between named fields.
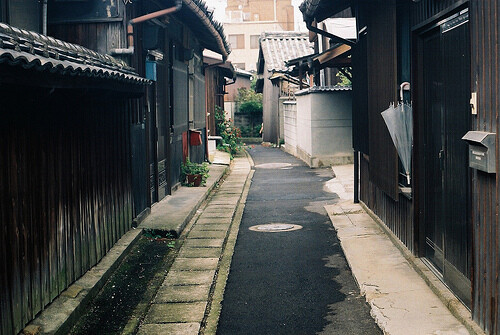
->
xmin=137 ymin=154 xmax=253 ymax=335
xmin=178 ymin=247 xmax=223 ymax=258
xmin=189 ymin=224 xmax=230 ymax=232
xmin=199 ymin=211 xmax=234 ymax=218
xmin=188 ymin=230 xmax=228 ymax=239
xmin=163 ymin=270 xmax=216 ymax=286
xmin=137 ymin=323 xmax=200 ymax=335
xmin=184 ymin=238 xmax=224 ymax=248
xmin=209 ymin=198 xmax=240 ymax=204
xmin=155 ymin=284 xmax=211 ymax=303
xmin=170 ymin=257 xmax=219 ymax=271
xmin=202 ymin=207 xmax=236 ymax=213
xmin=144 ymin=302 xmax=207 ymax=323
xmin=196 ymin=218 xmax=232 ymax=224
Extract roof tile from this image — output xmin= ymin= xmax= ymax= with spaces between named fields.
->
xmin=259 ymin=32 xmax=313 ymax=73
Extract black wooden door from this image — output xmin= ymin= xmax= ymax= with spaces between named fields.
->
xmin=422 ymin=10 xmax=471 ymax=307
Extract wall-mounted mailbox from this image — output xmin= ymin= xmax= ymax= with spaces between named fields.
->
xmin=462 ymin=131 xmax=496 ymax=173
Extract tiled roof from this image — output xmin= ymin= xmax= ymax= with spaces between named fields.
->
xmin=179 ymin=0 xmax=231 ymax=58
xmin=295 ymin=85 xmax=352 ymax=96
xmin=258 ymin=32 xmax=313 ymax=73
xmin=0 ymin=22 xmax=149 ymax=84
xmin=299 ymin=0 xmax=350 ymax=24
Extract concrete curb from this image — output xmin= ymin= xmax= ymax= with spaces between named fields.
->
xmin=359 ymin=202 xmax=486 ymax=335
xmin=139 ymin=164 xmax=229 ymax=236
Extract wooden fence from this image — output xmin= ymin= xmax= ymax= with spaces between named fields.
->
xmin=0 ymin=85 xmax=139 ymax=335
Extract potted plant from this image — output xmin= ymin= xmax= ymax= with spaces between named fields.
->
xmin=181 ymin=158 xmax=209 ymax=187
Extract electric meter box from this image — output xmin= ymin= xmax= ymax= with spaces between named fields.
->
xmin=462 ymin=131 xmax=496 ymax=173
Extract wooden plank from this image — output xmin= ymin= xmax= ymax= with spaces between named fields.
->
xmin=365 ymin=2 xmax=399 ymax=201
xmin=0 ymin=119 xmax=15 ymax=335
xmin=9 ymin=127 xmax=23 ymax=333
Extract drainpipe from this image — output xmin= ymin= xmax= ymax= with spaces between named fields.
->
xmin=306 ymin=21 xmax=356 ymax=47
xmin=354 ymin=150 xmax=359 ymax=203
xmin=111 ymin=0 xmax=183 ymax=56
xmin=273 ymin=0 xmax=277 ymax=22
xmin=42 ymin=0 xmax=48 ymax=35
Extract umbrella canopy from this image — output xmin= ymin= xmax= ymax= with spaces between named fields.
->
xmin=381 ymin=102 xmax=413 ymax=184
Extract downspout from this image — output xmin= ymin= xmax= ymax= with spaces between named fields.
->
xmin=273 ymin=0 xmax=277 ymax=22
xmin=42 ymin=0 xmax=48 ymax=35
xmin=306 ymin=20 xmax=356 ymax=47
xmin=111 ymin=0 xmax=183 ymax=56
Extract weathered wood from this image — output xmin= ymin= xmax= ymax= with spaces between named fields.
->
xmin=469 ymin=0 xmax=500 ymax=331
xmin=0 ymin=85 xmax=141 ymax=334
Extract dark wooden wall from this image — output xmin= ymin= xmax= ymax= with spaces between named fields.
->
xmin=411 ymin=0 xmax=468 ymax=27
xmin=0 ymin=83 xmax=138 ymax=335
xmin=360 ymin=155 xmax=414 ymax=252
xmin=205 ymin=66 xmax=227 ymax=136
xmin=365 ymin=0 xmax=399 ymax=201
xmin=49 ymin=22 xmax=126 ymax=56
xmin=354 ymin=0 xmax=414 ymax=256
xmin=469 ymin=0 xmax=499 ymax=333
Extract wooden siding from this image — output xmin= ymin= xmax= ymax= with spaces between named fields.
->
xmin=411 ymin=0 xmax=468 ymax=27
xmin=205 ymin=67 xmax=226 ymax=136
xmin=360 ymin=155 xmax=414 ymax=252
xmin=351 ymin=31 xmax=369 ymax=154
xmin=470 ymin=0 xmax=500 ymax=333
xmin=49 ymin=21 xmax=126 ymax=55
xmin=365 ymin=1 xmax=399 ymax=200
xmin=0 ymin=84 xmax=138 ymax=335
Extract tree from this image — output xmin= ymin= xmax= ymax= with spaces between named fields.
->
xmin=236 ymin=88 xmax=262 ymax=137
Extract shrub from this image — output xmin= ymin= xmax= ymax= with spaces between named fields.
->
xmin=214 ymin=106 xmax=242 ymax=158
xmin=180 ymin=159 xmax=209 ymax=186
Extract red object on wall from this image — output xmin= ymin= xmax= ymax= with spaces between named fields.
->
xmin=189 ymin=130 xmax=202 ymax=146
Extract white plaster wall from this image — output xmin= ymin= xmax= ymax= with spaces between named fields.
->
xmin=296 ymin=92 xmax=313 ymax=154
xmin=295 ymin=89 xmax=353 ymax=166
xmin=283 ymin=100 xmax=297 ymax=155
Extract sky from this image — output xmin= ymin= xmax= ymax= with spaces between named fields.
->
xmin=204 ymin=0 xmax=307 ymax=31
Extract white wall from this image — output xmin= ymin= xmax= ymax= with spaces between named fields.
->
xmin=295 ymin=89 xmax=353 ymax=167
xmin=283 ymin=100 xmax=297 ymax=155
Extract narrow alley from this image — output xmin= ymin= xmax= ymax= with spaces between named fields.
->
xmin=216 ymin=146 xmax=381 ymax=334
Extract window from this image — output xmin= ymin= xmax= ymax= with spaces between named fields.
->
xmin=228 ymin=34 xmax=245 ymax=49
xmin=250 ymin=35 xmax=260 ymax=49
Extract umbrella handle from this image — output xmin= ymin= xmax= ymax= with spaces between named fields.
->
xmin=400 ymin=82 xmax=410 ymax=101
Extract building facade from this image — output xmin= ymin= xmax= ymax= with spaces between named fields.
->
xmin=300 ymin=0 xmax=500 ymax=333
xmin=224 ymin=0 xmax=294 ymax=71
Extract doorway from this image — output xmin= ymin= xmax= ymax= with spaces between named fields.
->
xmin=420 ymin=9 xmax=471 ymax=307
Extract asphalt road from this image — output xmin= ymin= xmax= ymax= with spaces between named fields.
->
xmin=216 ymin=146 xmax=382 ymax=335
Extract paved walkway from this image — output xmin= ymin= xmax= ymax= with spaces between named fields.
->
xmin=326 ymin=164 xmax=484 ymax=335
xmin=137 ymin=154 xmax=252 ymax=335
xmin=216 ymin=146 xmax=381 ymax=335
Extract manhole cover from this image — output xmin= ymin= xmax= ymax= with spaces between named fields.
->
xmin=249 ymin=223 xmax=303 ymax=232
xmin=254 ymin=163 xmax=292 ymax=169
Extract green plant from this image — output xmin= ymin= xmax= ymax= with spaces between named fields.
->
xmin=236 ymin=88 xmax=262 ymax=138
xmin=336 ymin=68 xmax=352 ymax=86
xmin=143 ymin=229 xmax=176 ymax=248
xmin=180 ymin=158 xmax=209 ymax=186
xmin=215 ymin=106 xmax=242 ymax=158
